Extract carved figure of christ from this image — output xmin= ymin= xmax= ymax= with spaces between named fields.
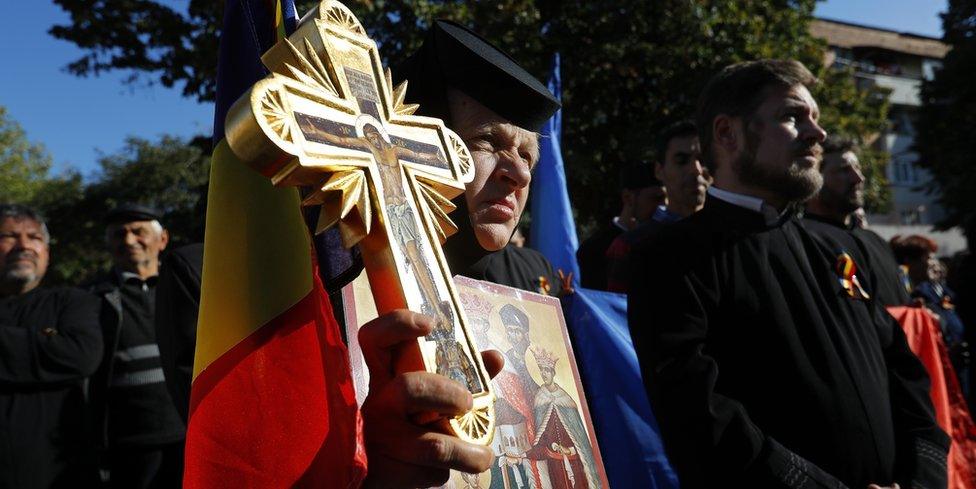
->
xmin=296 ymin=112 xmax=484 ymax=393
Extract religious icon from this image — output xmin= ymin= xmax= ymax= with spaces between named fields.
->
xmin=341 ymin=274 xmax=611 ymax=488
xmin=223 ymin=0 xmax=493 ymax=443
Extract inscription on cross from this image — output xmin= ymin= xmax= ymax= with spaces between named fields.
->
xmin=224 ymin=0 xmax=495 ymax=444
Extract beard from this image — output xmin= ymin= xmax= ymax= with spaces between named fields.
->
xmin=1 ymin=262 xmax=37 ymax=288
xmin=735 ymin=127 xmax=823 ymax=205
xmin=820 ymin=183 xmax=863 ymax=216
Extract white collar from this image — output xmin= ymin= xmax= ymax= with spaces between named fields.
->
xmin=707 ymin=186 xmax=784 ymax=226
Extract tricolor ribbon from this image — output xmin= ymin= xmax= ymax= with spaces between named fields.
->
xmin=835 ymin=251 xmax=871 ymax=300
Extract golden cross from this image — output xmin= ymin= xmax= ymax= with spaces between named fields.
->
xmin=224 ymin=0 xmax=494 ymax=444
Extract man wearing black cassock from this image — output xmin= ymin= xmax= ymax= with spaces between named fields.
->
xmin=394 ymin=20 xmax=563 ymax=295
xmin=804 ymin=135 xmax=911 ymax=308
xmin=628 ymin=60 xmax=948 ymax=488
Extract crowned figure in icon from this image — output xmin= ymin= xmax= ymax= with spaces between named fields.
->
xmin=526 ymin=349 xmax=598 ymax=489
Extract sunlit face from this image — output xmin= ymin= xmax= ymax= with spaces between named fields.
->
xmin=818 ymin=150 xmax=865 ymax=214
xmin=448 ymin=90 xmax=539 ymax=251
xmin=106 ymin=220 xmax=169 ymax=273
xmin=657 ymin=135 xmax=707 ymax=210
xmin=734 ymin=84 xmax=827 ymax=205
xmin=0 ymin=217 xmax=49 ymax=292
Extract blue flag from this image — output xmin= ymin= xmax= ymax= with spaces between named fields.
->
xmin=564 ymin=289 xmax=679 ymax=489
xmin=529 ymin=53 xmax=580 ymax=287
xmin=528 ymin=53 xmax=678 ymax=489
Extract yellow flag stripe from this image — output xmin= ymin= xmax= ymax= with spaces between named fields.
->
xmin=193 ymin=140 xmax=312 ymax=379
xmin=275 ymin=0 xmax=288 ymax=42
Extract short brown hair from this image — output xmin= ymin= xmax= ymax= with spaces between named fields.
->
xmin=696 ymin=59 xmax=818 ymax=172
xmin=890 ymin=234 xmax=938 ymax=264
xmin=822 ymin=134 xmax=857 ymax=156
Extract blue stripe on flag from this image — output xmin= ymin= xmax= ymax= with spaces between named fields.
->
xmin=529 ymin=53 xmax=581 ymax=286
xmin=564 ymin=288 xmax=679 ymax=489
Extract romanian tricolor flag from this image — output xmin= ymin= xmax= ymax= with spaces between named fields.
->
xmin=184 ymin=0 xmax=367 ymax=487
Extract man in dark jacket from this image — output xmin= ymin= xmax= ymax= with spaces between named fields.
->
xmin=0 ymin=204 xmax=102 ymax=488
xmin=89 ymin=204 xmax=184 ymax=488
xmin=394 ymin=20 xmax=565 ymax=295
xmin=629 ymin=59 xmax=948 ymax=488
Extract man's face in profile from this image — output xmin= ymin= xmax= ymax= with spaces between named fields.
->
xmin=818 ymin=150 xmax=865 ymax=214
xmin=734 ymin=84 xmax=827 ymax=204
xmin=448 ymin=90 xmax=539 ymax=252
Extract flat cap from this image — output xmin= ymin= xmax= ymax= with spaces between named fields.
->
xmin=105 ymin=203 xmax=163 ymax=224
xmin=395 ymin=20 xmax=560 ymax=131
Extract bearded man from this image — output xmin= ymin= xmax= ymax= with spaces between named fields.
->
xmin=628 ymin=60 xmax=948 ymax=489
xmin=0 ymin=204 xmax=102 ymax=488
xmin=804 ymin=135 xmax=911 ymax=307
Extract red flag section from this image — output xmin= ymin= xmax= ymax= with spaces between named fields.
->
xmin=888 ymin=306 xmax=976 ymax=489
xmin=186 ymin=264 xmax=365 ymax=488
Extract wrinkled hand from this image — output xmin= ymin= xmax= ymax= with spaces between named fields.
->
xmin=867 ymin=484 xmax=900 ymax=489
xmin=359 ymin=310 xmax=504 ymax=488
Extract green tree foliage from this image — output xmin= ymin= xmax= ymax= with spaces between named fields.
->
xmin=0 ymin=106 xmax=62 ymax=203
xmin=49 ymin=0 xmax=893 ymax=228
xmin=916 ymin=0 xmax=976 ymax=232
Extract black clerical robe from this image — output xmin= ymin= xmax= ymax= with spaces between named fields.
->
xmin=576 ymin=221 xmax=624 ymax=290
xmin=463 ymin=245 xmax=561 ymax=296
xmin=852 ymin=227 xmax=912 ymax=307
xmin=628 ymin=196 xmax=948 ymax=489
xmin=803 ymin=214 xmax=911 ymax=308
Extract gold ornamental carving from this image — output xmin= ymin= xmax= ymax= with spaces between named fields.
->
xmin=224 ymin=0 xmax=495 ymax=444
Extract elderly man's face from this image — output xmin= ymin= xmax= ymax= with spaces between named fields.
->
xmin=448 ymin=90 xmax=539 ymax=251
xmin=106 ymin=220 xmax=169 ymax=272
xmin=819 ymin=150 xmax=865 ymax=213
xmin=0 ymin=217 xmax=49 ymax=292
xmin=734 ymin=84 xmax=827 ymax=205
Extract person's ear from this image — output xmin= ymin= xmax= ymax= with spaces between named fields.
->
xmin=654 ymin=162 xmax=665 ymax=182
xmin=713 ymin=114 xmax=740 ymax=156
xmin=160 ymin=229 xmax=170 ymax=250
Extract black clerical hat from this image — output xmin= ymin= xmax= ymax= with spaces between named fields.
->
xmin=105 ymin=203 xmax=163 ymax=224
xmin=395 ymin=20 xmax=560 ymax=131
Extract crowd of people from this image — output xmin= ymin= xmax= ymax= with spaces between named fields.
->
xmin=1 ymin=16 xmax=973 ymax=489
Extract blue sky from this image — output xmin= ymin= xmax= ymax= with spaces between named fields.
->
xmin=0 ymin=0 xmax=947 ymax=177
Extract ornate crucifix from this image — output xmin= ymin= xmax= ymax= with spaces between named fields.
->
xmin=224 ymin=1 xmax=494 ymax=444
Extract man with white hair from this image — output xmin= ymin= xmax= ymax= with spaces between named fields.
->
xmin=0 ymin=203 xmax=103 ymax=487
xmin=89 ymin=203 xmax=184 ymax=488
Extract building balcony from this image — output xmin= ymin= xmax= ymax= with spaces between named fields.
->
xmin=856 ymin=72 xmax=922 ymax=106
